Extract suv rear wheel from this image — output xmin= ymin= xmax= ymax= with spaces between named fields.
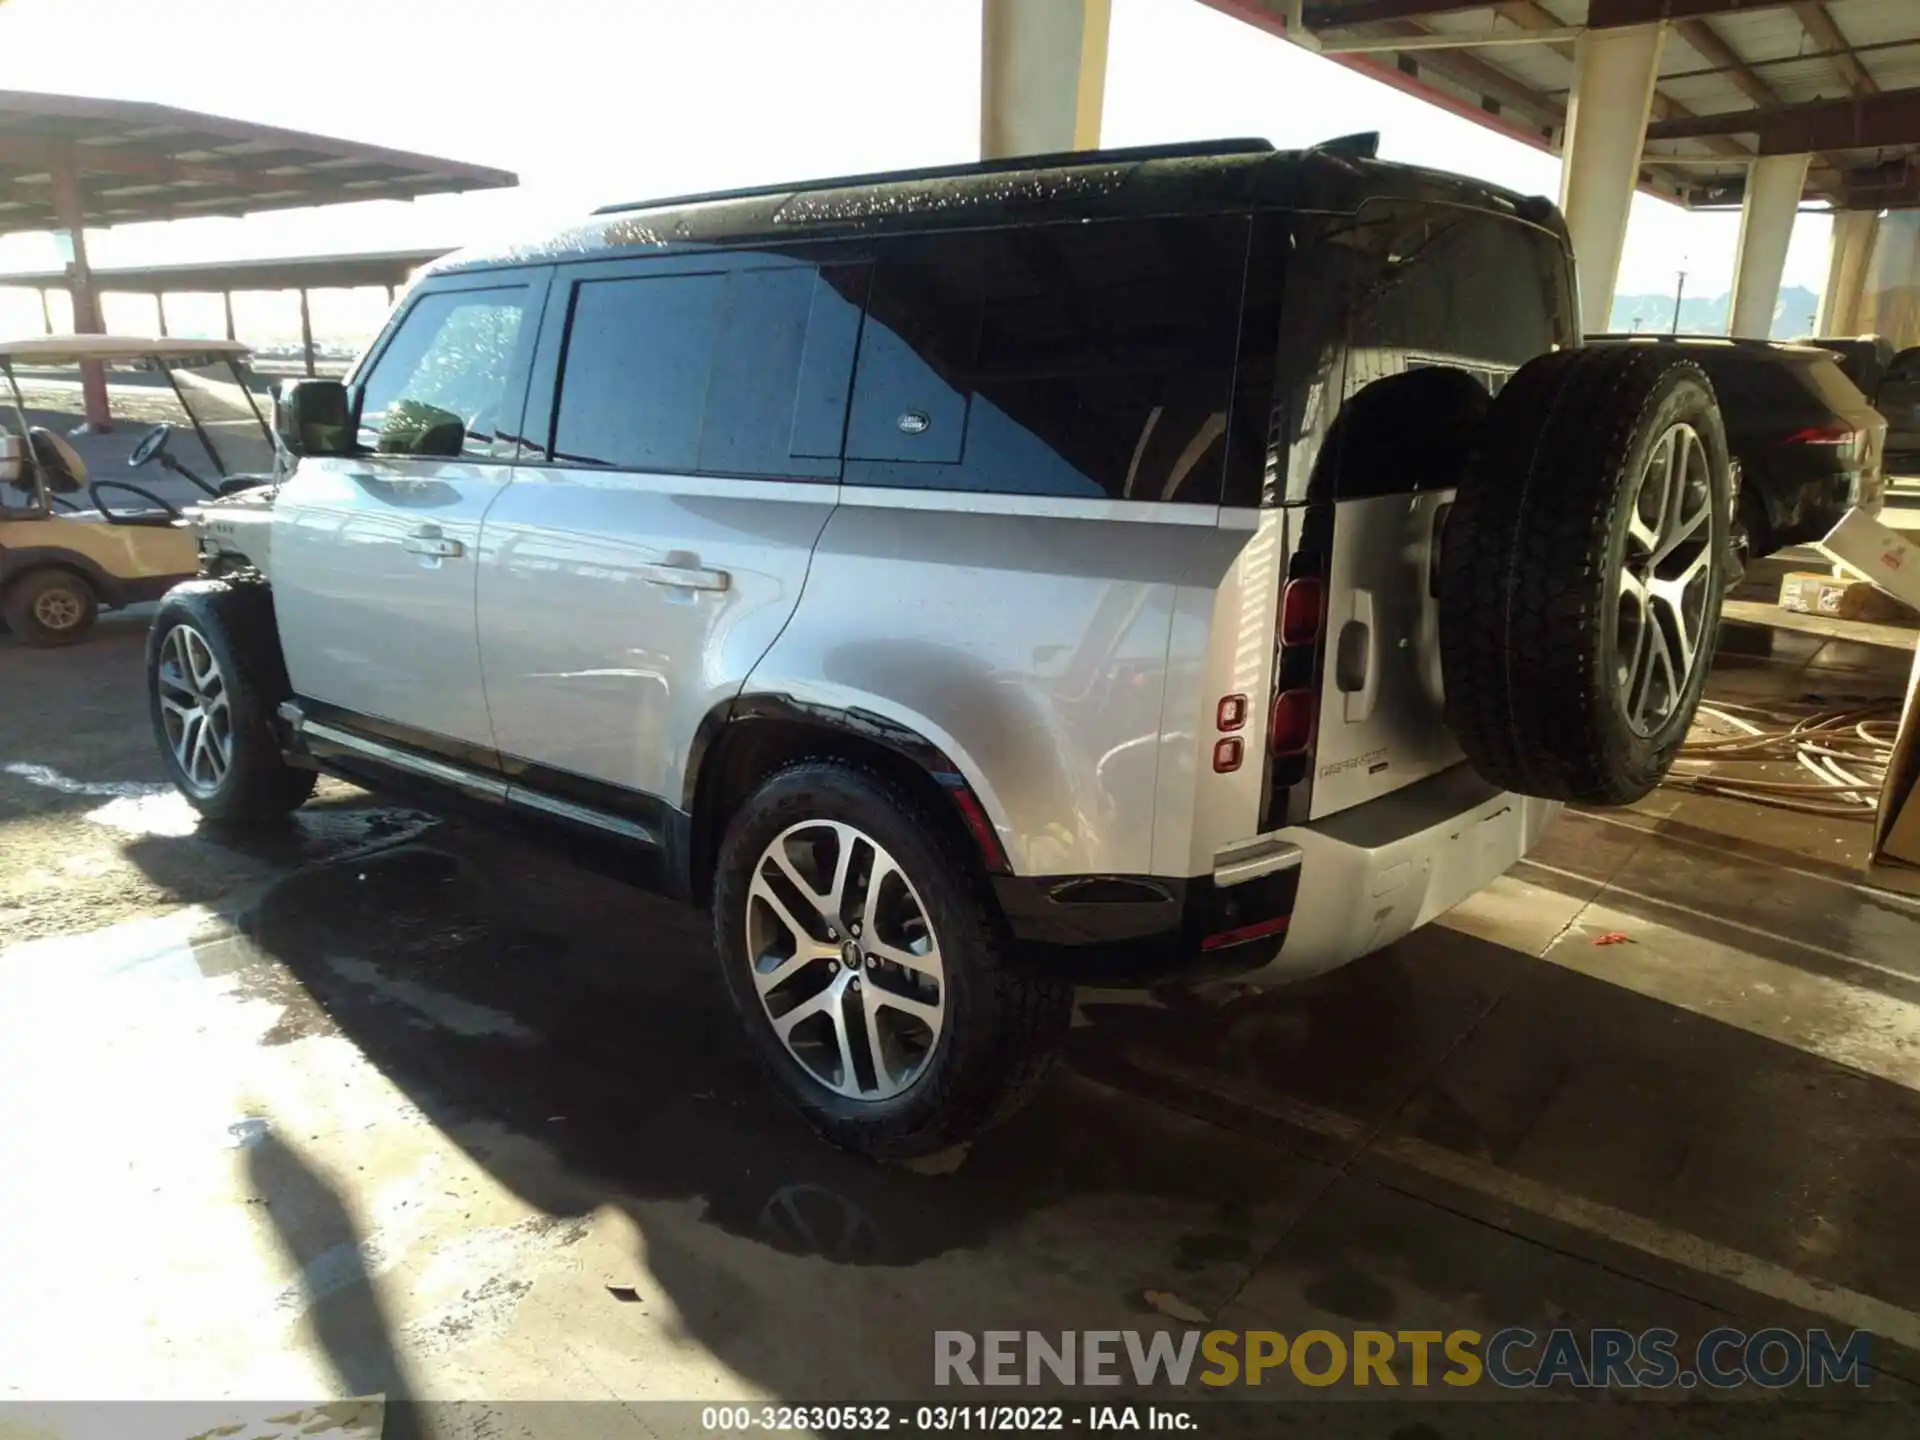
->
xmin=713 ymin=760 xmax=1071 ymax=1160
xmin=1439 ymin=346 xmax=1731 ymax=805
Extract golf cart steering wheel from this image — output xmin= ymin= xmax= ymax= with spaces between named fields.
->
xmin=129 ymin=423 xmax=173 ymax=469
xmin=87 ymin=480 xmax=184 ymax=527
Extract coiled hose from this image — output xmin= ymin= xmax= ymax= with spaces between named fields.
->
xmin=1663 ymin=700 xmax=1902 ymax=818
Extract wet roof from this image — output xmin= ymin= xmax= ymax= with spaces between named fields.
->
xmin=0 ymin=91 xmax=516 ymax=236
xmin=1215 ymin=0 xmax=1920 ymax=209
xmin=431 ymin=140 xmax=1557 ymax=276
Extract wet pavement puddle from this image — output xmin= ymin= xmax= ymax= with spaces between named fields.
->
xmin=3 ymin=826 xmax=1920 ymax=1407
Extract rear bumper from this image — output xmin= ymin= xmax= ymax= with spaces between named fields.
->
xmin=1243 ymin=763 xmax=1560 ymax=983
xmin=996 ymin=762 xmax=1556 ymax=986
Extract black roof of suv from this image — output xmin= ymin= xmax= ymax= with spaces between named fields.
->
xmin=429 ymin=137 xmax=1568 ymax=278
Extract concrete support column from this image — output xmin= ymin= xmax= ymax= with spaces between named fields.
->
xmin=48 ymin=144 xmax=109 ymax=430
xmin=1728 ymin=153 xmax=1811 ymax=339
xmin=980 ymin=0 xmax=1111 ymax=159
xmin=298 ymin=289 xmax=315 ymax=377
xmin=223 ymin=290 xmax=237 ymax=342
xmin=1817 ymin=210 xmax=1879 ymax=337
xmin=1559 ymin=23 xmax=1666 ymax=335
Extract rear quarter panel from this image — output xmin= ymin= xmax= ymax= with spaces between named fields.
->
xmin=744 ymin=491 xmax=1249 ymax=877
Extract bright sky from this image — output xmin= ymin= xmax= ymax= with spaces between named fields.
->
xmin=0 ymin=0 xmax=1832 ymax=335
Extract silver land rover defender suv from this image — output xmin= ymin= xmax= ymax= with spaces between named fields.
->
xmin=149 ymin=137 xmax=1731 ymax=1158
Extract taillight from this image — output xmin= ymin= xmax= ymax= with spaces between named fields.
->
xmin=1784 ymin=424 xmax=1857 ymax=447
xmin=1270 ymin=688 xmax=1315 ymax=756
xmin=1280 ymin=577 xmax=1325 ymax=648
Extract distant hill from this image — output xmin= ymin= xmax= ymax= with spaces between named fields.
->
xmin=1608 ymin=285 xmax=1820 ymax=339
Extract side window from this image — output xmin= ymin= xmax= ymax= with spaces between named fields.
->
xmin=843 ymin=217 xmax=1251 ymax=503
xmin=554 ymin=272 xmax=725 ymax=471
xmin=358 ymin=287 xmax=529 ymax=458
xmin=545 ymin=259 xmax=867 ymax=479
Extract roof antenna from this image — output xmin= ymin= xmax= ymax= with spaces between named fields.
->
xmin=1311 ymin=132 xmax=1380 ymax=160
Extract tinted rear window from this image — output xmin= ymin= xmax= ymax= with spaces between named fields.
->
xmin=843 ymin=216 xmax=1251 ymax=503
xmin=1331 ymin=200 xmax=1572 ymax=498
xmin=1691 ymin=353 xmax=1838 ymax=429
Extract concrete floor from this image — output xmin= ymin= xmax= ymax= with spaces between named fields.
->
xmin=4 ymin=610 xmax=1920 ymax=1435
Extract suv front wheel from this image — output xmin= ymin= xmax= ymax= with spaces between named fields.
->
xmin=713 ymin=760 xmax=1071 ymax=1160
xmin=147 ymin=580 xmax=317 ymax=824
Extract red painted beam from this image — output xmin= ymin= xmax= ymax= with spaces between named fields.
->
xmin=1302 ymin=0 xmax=1501 ymax=26
xmin=1645 ymin=85 xmax=1920 ymax=155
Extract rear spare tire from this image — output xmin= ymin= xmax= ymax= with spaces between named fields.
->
xmin=1437 ymin=346 xmax=1731 ymax=805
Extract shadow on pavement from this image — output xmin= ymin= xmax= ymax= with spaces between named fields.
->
xmin=247 ymin=1127 xmax=419 ymax=1433
xmin=227 ymin=824 xmax=1920 ymax=1405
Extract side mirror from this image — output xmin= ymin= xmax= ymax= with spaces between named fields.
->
xmin=375 ymin=398 xmax=467 ymax=459
xmin=274 ymin=378 xmax=354 ymax=457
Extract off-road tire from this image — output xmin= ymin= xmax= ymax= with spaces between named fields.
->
xmin=714 ymin=760 xmax=1071 ymax=1160
xmin=3 ymin=567 xmax=97 ymax=647
xmin=1438 ymin=346 xmax=1731 ymax=805
xmin=147 ymin=579 xmax=317 ymax=823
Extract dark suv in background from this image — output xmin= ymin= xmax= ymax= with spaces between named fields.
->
xmin=1591 ymin=335 xmax=1886 ymax=559
xmin=1797 ymin=334 xmax=1920 ymax=475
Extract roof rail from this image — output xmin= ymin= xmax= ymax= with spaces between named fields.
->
xmin=591 ymin=138 xmax=1276 ymax=217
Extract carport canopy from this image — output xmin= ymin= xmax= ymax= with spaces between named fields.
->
xmin=0 ymin=90 xmax=515 ymax=424
xmin=1216 ymin=0 xmax=1920 ymax=212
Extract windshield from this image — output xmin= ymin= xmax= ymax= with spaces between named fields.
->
xmin=169 ymin=359 xmax=277 ymax=477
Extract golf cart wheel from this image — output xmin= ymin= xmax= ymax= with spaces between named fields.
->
xmin=1438 ymin=346 xmax=1731 ymax=806
xmin=147 ymin=579 xmax=316 ymax=824
xmin=713 ymin=760 xmax=1072 ymax=1160
xmin=2 ymin=568 xmax=97 ymax=647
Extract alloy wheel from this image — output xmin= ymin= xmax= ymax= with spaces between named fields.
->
xmin=156 ymin=623 xmax=233 ymax=794
xmin=1616 ymin=421 xmax=1716 ymax=737
xmin=745 ymin=819 xmax=945 ymax=1101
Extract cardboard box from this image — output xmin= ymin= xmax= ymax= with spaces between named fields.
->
xmin=1818 ymin=508 xmax=1920 ymax=610
xmin=1778 ymin=571 xmax=1918 ymax=623
xmin=1866 ymin=644 xmax=1920 ymax=897
xmin=1820 ymin=510 xmax=1920 ymax=893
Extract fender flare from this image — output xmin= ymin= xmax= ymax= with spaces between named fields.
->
xmin=684 ymin=692 xmax=1011 ymax=880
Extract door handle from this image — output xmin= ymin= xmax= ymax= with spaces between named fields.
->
xmin=639 ymin=562 xmax=730 ymax=592
xmin=403 ymin=529 xmax=464 ymax=559
xmin=1338 ymin=588 xmax=1379 ymax=724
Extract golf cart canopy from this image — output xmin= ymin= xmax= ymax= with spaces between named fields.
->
xmin=0 ymin=336 xmax=254 ymax=366
xmin=1 ymin=334 xmax=276 ymax=514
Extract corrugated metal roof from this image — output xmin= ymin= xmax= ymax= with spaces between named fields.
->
xmin=1268 ymin=0 xmax=1920 ymax=209
xmin=0 ymin=91 xmax=516 ymax=238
